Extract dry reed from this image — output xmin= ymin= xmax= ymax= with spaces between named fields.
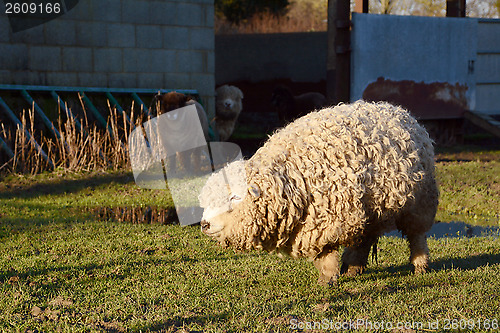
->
xmin=0 ymin=98 xmax=145 ymax=175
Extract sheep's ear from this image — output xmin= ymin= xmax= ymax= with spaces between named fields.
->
xmin=248 ymin=184 xmax=261 ymax=198
xmin=238 ymin=89 xmax=244 ymax=99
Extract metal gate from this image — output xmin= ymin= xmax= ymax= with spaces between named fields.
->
xmin=0 ymin=84 xmax=201 ymax=167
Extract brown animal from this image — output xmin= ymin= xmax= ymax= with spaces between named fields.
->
xmin=271 ymin=85 xmax=328 ymax=124
xmin=150 ymin=91 xmax=210 ymax=177
xmin=151 ymin=91 xmax=209 ymax=140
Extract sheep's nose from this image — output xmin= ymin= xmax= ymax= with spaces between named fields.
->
xmin=224 ymin=100 xmax=232 ymax=107
xmin=200 ymin=220 xmax=210 ymax=232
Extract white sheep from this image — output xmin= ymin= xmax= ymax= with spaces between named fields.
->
xmin=198 ymin=101 xmax=439 ymax=285
xmin=215 ymin=85 xmax=244 ymax=141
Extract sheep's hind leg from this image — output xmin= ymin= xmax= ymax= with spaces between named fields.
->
xmin=407 ymin=232 xmax=430 ymax=274
xmin=340 ymin=236 xmax=378 ymax=277
xmin=313 ymin=247 xmax=339 ymax=286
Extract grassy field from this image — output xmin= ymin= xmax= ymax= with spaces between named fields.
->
xmin=0 ymin=152 xmax=499 ymax=332
xmin=435 ymin=160 xmax=499 ymax=226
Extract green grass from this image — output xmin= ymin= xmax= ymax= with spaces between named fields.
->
xmin=1 ymin=223 xmax=499 ymax=332
xmin=435 ymin=160 xmax=499 ymax=226
xmin=0 ymin=157 xmax=499 ymax=332
xmin=0 ymin=169 xmax=173 ymax=209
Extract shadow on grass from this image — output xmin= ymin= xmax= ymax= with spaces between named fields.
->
xmin=430 ymin=252 xmax=500 ymax=271
xmin=0 ymin=215 xmax=89 ymax=241
xmin=0 ymin=246 xmax=263 ymax=286
xmin=0 ymin=172 xmax=135 ymax=200
xmin=318 ymin=252 xmax=500 ymax=314
xmin=349 ymin=251 xmax=500 ymax=284
xmin=130 ymin=314 xmax=227 ymax=333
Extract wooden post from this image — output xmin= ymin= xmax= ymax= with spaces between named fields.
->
xmin=327 ymin=0 xmax=351 ymax=104
xmin=326 ymin=0 xmax=337 ymax=104
xmin=354 ymin=0 xmax=369 ymax=13
xmin=446 ymin=0 xmax=466 ymax=17
xmin=335 ymin=0 xmax=351 ymax=103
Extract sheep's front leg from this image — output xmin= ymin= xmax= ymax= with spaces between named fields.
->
xmin=313 ymin=247 xmax=339 ymax=286
xmin=407 ymin=232 xmax=430 ymax=274
xmin=340 ymin=236 xmax=378 ymax=277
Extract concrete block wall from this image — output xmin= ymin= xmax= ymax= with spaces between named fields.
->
xmin=0 ymin=0 xmax=215 ymax=116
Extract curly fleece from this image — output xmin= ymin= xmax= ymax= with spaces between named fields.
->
xmin=200 ymin=100 xmax=438 ymax=261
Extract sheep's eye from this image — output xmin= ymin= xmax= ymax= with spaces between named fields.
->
xmin=228 ymin=194 xmax=242 ymax=213
xmin=230 ymin=194 xmax=241 ymax=202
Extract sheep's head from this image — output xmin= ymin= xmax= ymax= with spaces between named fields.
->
xmin=199 ymin=160 xmax=260 ymax=241
xmin=215 ymin=85 xmax=244 ymax=120
xmin=151 ymin=91 xmax=191 ymax=116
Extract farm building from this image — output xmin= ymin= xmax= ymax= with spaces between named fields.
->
xmin=0 ymin=0 xmax=214 ymax=167
xmin=0 ymin=0 xmax=214 ymax=112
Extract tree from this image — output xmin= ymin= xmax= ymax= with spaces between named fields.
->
xmin=413 ymin=0 xmax=445 ymax=16
xmin=379 ymin=0 xmax=395 ymax=14
xmin=215 ymin=0 xmax=290 ymax=24
xmin=466 ymin=0 xmax=500 ymax=17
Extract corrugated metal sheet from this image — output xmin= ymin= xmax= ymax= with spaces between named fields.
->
xmin=351 ymin=13 xmax=478 ymax=119
xmin=476 ymin=19 xmax=500 ymax=115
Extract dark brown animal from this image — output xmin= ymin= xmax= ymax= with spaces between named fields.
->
xmin=271 ymin=85 xmax=328 ymax=124
xmin=150 ymin=91 xmax=210 ymax=177
xmin=151 ymin=91 xmax=190 ymax=115
xmin=150 ymin=91 xmax=209 ymax=140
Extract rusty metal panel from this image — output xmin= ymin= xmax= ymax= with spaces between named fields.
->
xmin=351 ymin=13 xmax=477 ymax=120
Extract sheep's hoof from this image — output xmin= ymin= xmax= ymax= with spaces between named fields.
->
xmin=317 ymin=275 xmax=337 ymax=287
xmin=340 ymin=264 xmax=364 ymax=277
xmin=413 ymin=264 xmax=428 ymax=275
xmin=346 ymin=265 xmax=365 ymax=277
xmin=411 ymin=255 xmax=429 ymax=274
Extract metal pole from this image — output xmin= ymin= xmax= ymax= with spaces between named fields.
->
xmin=0 ymin=96 xmax=54 ymax=168
xmin=50 ymin=91 xmax=85 ymax=133
xmin=105 ymin=91 xmax=134 ymax=129
xmin=51 ymin=91 xmax=110 ymax=166
xmin=131 ymin=92 xmax=151 ymax=117
xmin=0 ymin=133 xmax=14 ymax=159
xmin=21 ymin=89 xmax=62 ymax=140
xmin=79 ymin=91 xmax=113 ymax=135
